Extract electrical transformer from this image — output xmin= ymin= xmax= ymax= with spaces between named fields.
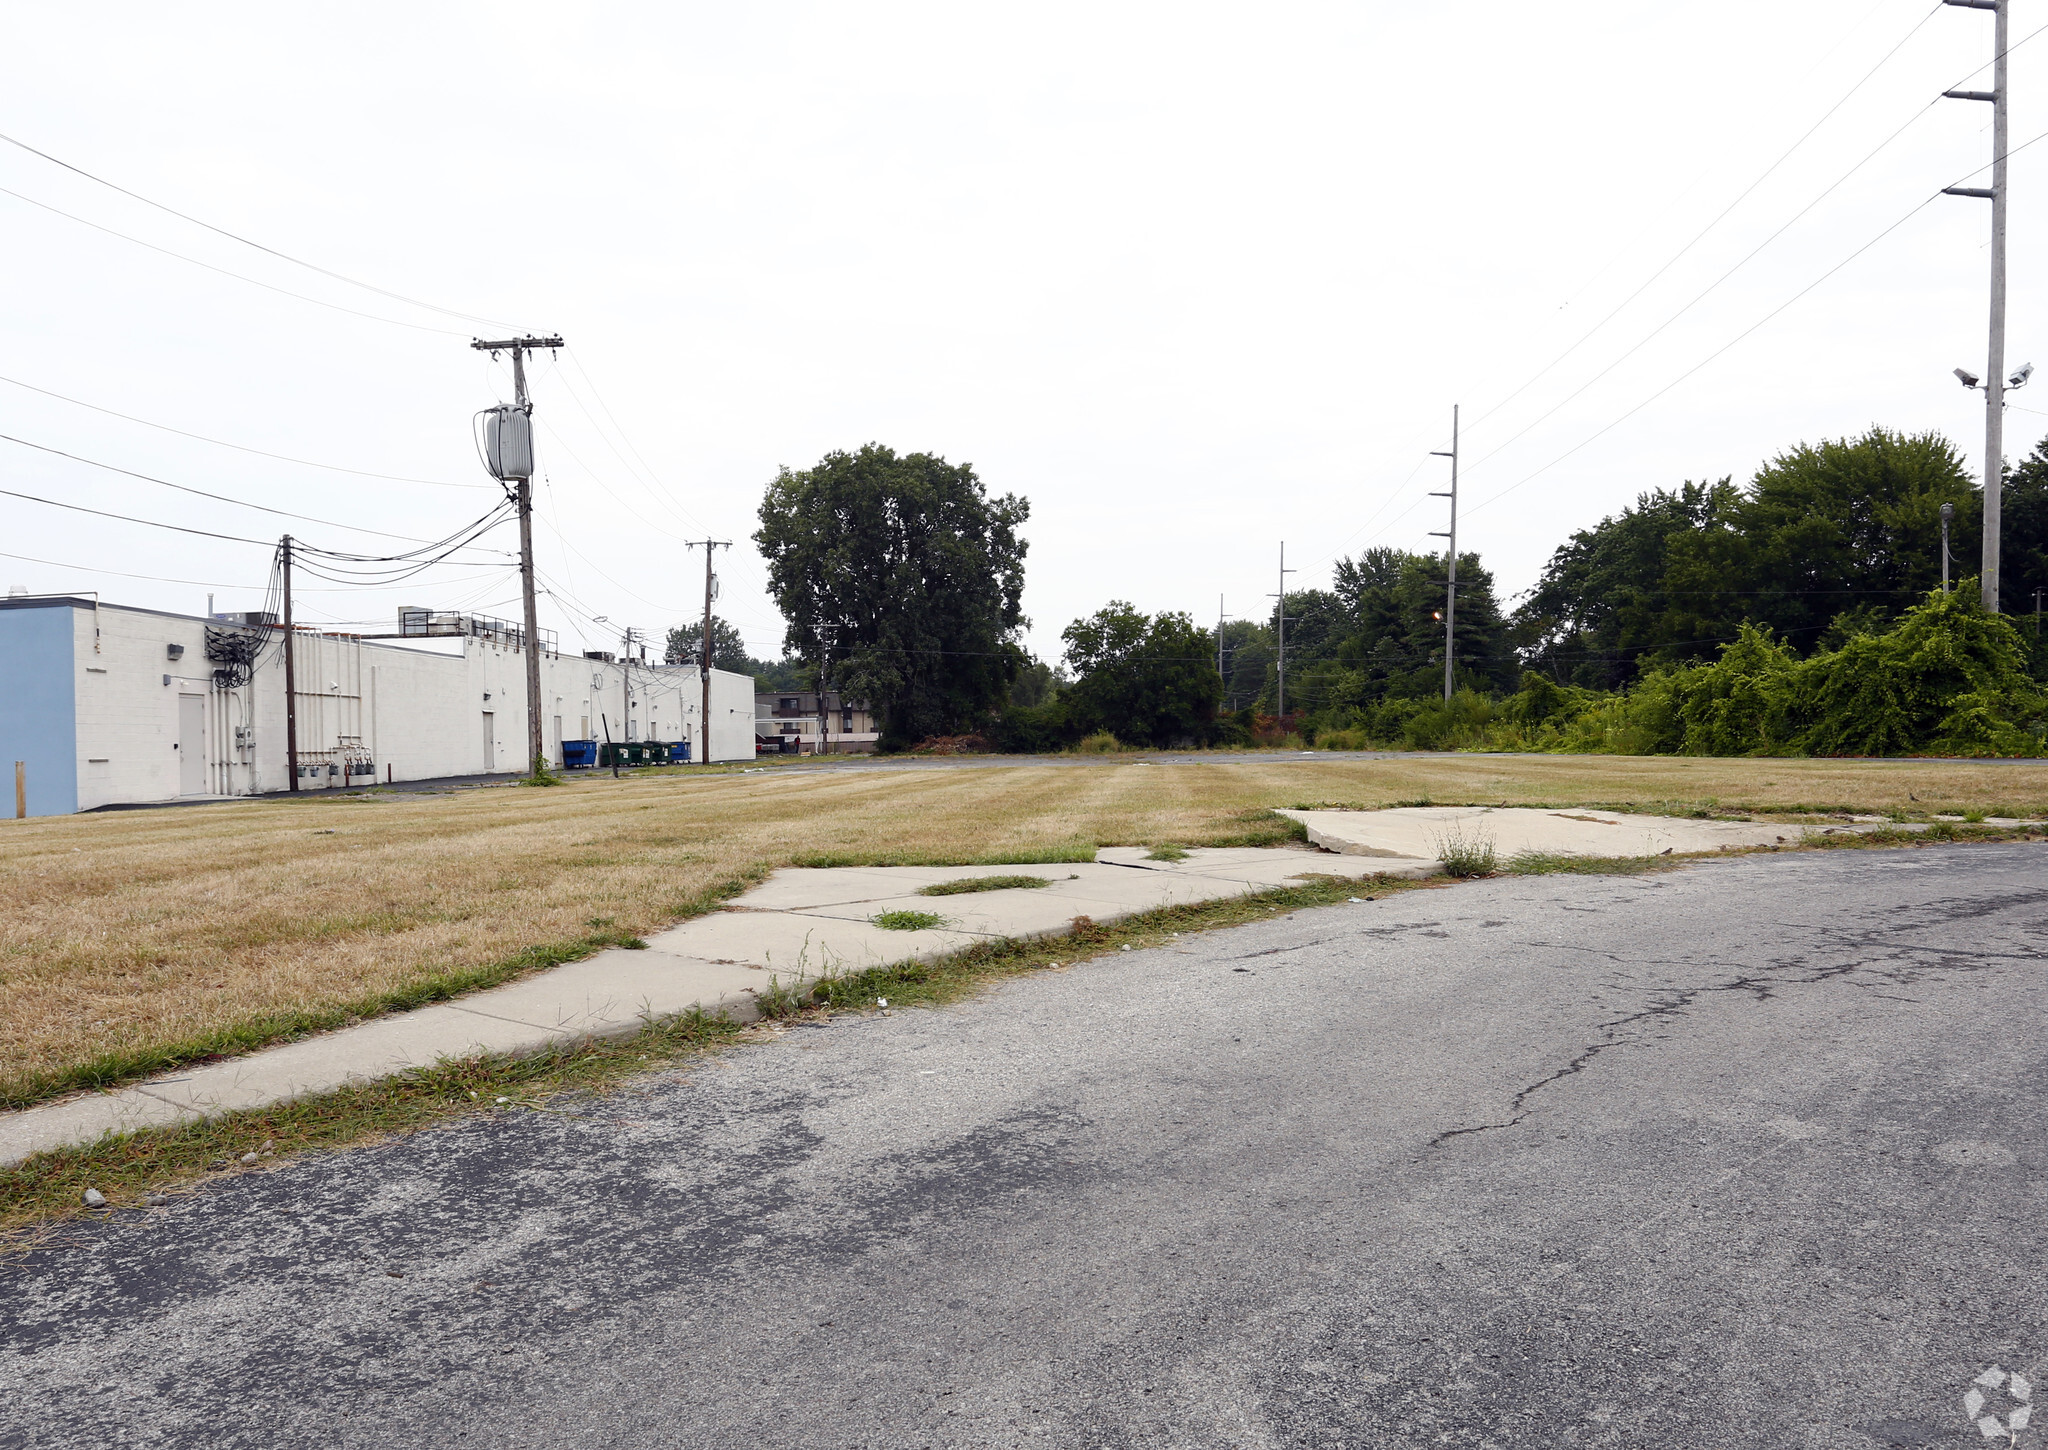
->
xmin=482 ymin=405 xmax=534 ymax=481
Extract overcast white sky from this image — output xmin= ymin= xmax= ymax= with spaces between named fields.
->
xmin=0 ymin=1 xmax=2041 ymax=665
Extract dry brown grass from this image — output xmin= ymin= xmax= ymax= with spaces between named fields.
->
xmin=4 ymin=751 xmax=2044 ymax=1108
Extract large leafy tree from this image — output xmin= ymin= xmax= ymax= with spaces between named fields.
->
xmin=1515 ymin=429 xmax=1982 ymax=686
xmin=1512 ymin=480 xmax=1736 ymax=689
xmin=1061 ymin=602 xmax=1223 ymax=746
xmin=755 ymin=444 xmax=1029 ymax=747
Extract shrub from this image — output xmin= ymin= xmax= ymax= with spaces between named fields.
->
xmin=1073 ymin=731 xmax=1123 ymax=754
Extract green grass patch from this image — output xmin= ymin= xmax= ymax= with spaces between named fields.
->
xmin=1144 ymin=844 xmax=1189 ymax=862
xmin=916 ymin=874 xmax=1056 ymax=897
xmin=872 ymin=909 xmax=948 ymax=931
xmin=790 ymin=841 xmax=1098 ymax=869
xmin=1506 ymin=851 xmax=1676 ymax=876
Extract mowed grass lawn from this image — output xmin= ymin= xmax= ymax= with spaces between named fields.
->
xmin=5 ymin=751 xmax=2046 ymax=1112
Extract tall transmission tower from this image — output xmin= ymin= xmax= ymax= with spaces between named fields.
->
xmin=1941 ymin=0 xmax=2009 ymax=611
xmin=1429 ymin=406 xmax=1461 ymax=702
xmin=471 ymin=334 xmax=564 ymax=773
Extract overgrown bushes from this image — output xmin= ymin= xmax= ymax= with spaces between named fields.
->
xmin=1305 ymin=587 xmax=2047 ymax=758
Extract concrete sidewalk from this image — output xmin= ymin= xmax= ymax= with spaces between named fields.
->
xmin=0 ymin=846 xmax=1406 ymax=1167
xmin=1281 ymin=804 xmax=1863 ymax=859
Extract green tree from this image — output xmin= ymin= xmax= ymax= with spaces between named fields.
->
xmin=1517 ymin=429 xmax=1980 ymax=685
xmin=1009 ymin=656 xmax=1066 ymax=707
xmin=663 ymin=615 xmax=754 ymax=672
xmin=1665 ymin=427 xmax=1975 ymax=650
xmin=1061 ymin=602 xmax=1224 ymax=747
xmin=1991 ymin=432 xmax=2048 ymax=656
xmin=1512 ymin=480 xmax=1737 ymax=688
xmin=1326 ymin=550 xmax=1516 ymax=703
xmin=754 ymin=444 xmax=1029 ymax=748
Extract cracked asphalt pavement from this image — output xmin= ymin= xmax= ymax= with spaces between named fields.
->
xmin=7 ymin=843 xmax=2048 ymax=1448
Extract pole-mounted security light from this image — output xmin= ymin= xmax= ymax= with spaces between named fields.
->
xmin=1956 ymin=367 xmax=1983 ymax=389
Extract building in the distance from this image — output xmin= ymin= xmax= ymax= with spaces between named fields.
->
xmin=0 ymin=595 xmax=756 ymax=817
xmin=754 ymin=689 xmax=879 ymax=754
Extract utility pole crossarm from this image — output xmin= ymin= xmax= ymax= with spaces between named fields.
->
xmin=470 ymin=335 xmax=565 ymax=352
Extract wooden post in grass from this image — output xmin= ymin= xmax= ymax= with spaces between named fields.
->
xmin=13 ymin=760 xmax=23 ymax=819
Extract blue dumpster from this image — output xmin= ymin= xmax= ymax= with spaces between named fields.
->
xmin=668 ymin=741 xmax=692 ymax=763
xmin=560 ymin=739 xmax=597 ymax=769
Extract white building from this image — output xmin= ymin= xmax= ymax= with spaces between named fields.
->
xmin=0 ymin=595 xmax=756 ymax=817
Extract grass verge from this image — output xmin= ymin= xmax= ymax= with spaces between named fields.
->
xmin=0 ymin=867 xmax=767 ymax=1112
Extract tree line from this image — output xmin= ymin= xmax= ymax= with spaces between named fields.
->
xmin=733 ymin=430 xmax=2048 ymax=755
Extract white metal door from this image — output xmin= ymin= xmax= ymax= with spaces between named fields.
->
xmin=177 ymin=695 xmax=206 ymax=795
xmin=481 ymin=711 xmax=496 ymax=771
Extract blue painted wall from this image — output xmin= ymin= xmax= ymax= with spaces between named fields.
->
xmin=0 ymin=603 xmax=79 ymax=816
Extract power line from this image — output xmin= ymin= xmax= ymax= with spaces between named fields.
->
xmin=1464 ymin=123 xmax=2048 ymax=521
xmin=1462 ymin=3 xmax=1949 ymax=441
xmin=0 ymin=546 xmax=356 ymax=592
xmin=1325 ymin=9 xmax=2048 ymax=578
xmin=0 ymin=372 xmax=491 ymax=488
xmin=0 ymin=431 xmax=500 ymax=544
xmin=0 ymin=485 xmax=274 ymax=545
xmin=1459 ymin=12 xmax=2048 ymax=488
xmin=0 ymin=129 xmax=516 ymax=330
xmin=0 ymin=184 xmax=468 ymax=337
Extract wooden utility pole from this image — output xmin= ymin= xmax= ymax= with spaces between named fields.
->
xmin=817 ymin=624 xmax=839 ymax=758
xmin=470 ymin=334 xmax=564 ymax=771
xmin=686 ymin=539 xmax=729 ymax=764
xmin=1430 ymin=406 xmax=1461 ymax=702
xmin=282 ymin=535 xmax=299 ymax=793
xmin=1941 ymin=0 xmax=2009 ymax=610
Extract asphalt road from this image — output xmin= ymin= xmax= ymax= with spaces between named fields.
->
xmin=7 ymin=844 xmax=2048 ymax=1449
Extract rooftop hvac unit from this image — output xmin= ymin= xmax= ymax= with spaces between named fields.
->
xmin=481 ymin=405 xmax=534 ymax=481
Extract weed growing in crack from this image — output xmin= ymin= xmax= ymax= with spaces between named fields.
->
xmin=1433 ymin=826 xmax=1498 ymax=878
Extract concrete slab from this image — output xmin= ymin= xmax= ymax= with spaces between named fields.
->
xmin=0 ymin=1087 xmax=196 ymax=1167
xmin=1279 ymin=806 xmax=1806 ymax=861
xmin=790 ymin=890 xmax=1153 ymax=939
xmin=1094 ymin=846 xmax=1430 ymax=887
xmin=452 ymin=948 xmax=767 ymax=1036
xmin=135 ymin=1005 xmax=577 ymax=1117
xmin=645 ymin=911 xmax=987 ymax=975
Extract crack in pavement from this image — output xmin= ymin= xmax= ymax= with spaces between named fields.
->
xmin=1429 ymin=889 xmax=2048 ymax=1148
